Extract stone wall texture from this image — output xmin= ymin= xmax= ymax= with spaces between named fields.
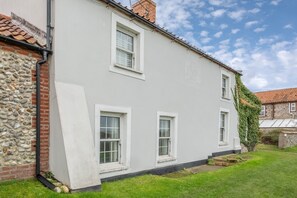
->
xmin=0 ymin=41 xmax=49 ymax=181
xmin=260 ymin=103 xmax=297 ymax=120
xmin=279 ymin=131 xmax=297 ymax=148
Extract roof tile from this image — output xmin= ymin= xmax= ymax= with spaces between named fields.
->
xmin=0 ymin=14 xmax=44 ymax=48
xmin=255 ymin=88 xmax=297 ymax=104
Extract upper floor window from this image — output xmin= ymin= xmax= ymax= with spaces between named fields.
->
xmin=290 ymin=103 xmax=296 ymax=112
xmin=221 ymin=75 xmax=229 ymax=99
xmin=111 ymin=13 xmax=145 ymax=80
xmin=260 ymin=105 xmax=266 ymax=116
xmin=116 ymin=28 xmax=135 ymax=68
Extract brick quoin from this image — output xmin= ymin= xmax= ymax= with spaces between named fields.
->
xmin=0 ymin=41 xmax=50 ymax=182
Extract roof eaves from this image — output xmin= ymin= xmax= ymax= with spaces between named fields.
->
xmin=101 ymin=0 xmax=241 ymax=75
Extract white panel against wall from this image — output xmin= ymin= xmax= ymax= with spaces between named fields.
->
xmin=55 ymin=81 xmax=101 ymax=190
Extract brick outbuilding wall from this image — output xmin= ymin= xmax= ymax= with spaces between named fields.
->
xmin=0 ymin=41 xmax=49 ymax=181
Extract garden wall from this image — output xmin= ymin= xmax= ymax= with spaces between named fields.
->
xmin=279 ymin=130 xmax=297 ymax=148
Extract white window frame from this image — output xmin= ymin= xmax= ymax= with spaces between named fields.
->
xmin=221 ymin=70 xmax=231 ymax=101
xmin=290 ymin=103 xmax=296 ymax=112
xmin=260 ymin=105 xmax=266 ymax=116
xmin=156 ymin=112 xmax=178 ymax=166
xmin=95 ymin=104 xmax=131 ymax=174
xmin=111 ymin=13 xmax=145 ymax=80
xmin=218 ymin=108 xmax=230 ymax=146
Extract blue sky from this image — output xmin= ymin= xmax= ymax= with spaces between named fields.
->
xmin=117 ymin=0 xmax=297 ymax=92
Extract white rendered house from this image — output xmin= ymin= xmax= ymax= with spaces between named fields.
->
xmin=0 ymin=0 xmax=242 ymax=191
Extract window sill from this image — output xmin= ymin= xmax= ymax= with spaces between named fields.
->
xmin=157 ymin=156 xmax=176 ymax=164
xmin=110 ymin=64 xmax=145 ymax=80
xmin=219 ymin=142 xmax=229 ymax=147
xmin=114 ymin=64 xmax=143 ymax=74
xmin=99 ymin=163 xmax=128 ymax=174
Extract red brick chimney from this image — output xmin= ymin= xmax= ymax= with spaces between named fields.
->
xmin=132 ymin=0 xmax=156 ymax=23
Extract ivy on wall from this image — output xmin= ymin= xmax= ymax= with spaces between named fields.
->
xmin=233 ymin=74 xmax=261 ymax=151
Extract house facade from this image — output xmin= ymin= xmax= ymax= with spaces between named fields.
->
xmin=0 ymin=0 xmax=242 ymax=192
xmin=255 ymin=88 xmax=297 ymax=130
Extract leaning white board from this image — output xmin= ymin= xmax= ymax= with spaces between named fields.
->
xmin=54 ymin=81 xmax=100 ymax=190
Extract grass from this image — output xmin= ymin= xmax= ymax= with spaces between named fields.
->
xmin=1 ymin=144 xmax=297 ymax=197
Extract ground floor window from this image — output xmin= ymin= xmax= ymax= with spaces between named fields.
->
xmin=157 ymin=112 xmax=178 ymax=164
xmin=219 ymin=109 xmax=229 ymax=145
xmin=95 ymin=105 xmax=131 ymax=173
xmin=100 ymin=115 xmax=120 ymax=164
xmin=159 ymin=117 xmax=171 ymax=156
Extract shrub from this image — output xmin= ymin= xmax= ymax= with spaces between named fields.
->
xmin=260 ymin=129 xmax=281 ymax=145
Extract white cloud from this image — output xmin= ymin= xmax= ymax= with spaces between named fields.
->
xmin=199 ymin=20 xmax=207 ymax=27
xmin=183 ymin=31 xmax=200 ymax=47
xmin=271 ymin=0 xmax=282 ymax=6
xmin=249 ymin=76 xmax=268 ymax=89
xmin=228 ymin=9 xmax=246 ymax=21
xmin=203 ymin=45 xmax=215 ymax=51
xmin=245 ymin=20 xmax=259 ymax=28
xmin=284 ymin=24 xmax=293 ymax=29
xmin=231 ymin=29 xmax=240 ymax=34
xmin=201 ymin=37 xmax=212 ymax=44
xmin=208 ymin=0 xmax=237 ymax=7
xmin=220 ymin=39 xmax=230 ymax=45
xmin=214 ymin=31 xmax=223 ymax=38
xmin=271 ymin=41 xmax=290 ymax=50
xmin=220 ymin=24 xmax=228 ymax=29
xmin=211 ymin=9 xmax=226 ymax=17
xmin=258 ymin=36 xmax=278 ymax=45
xmin=200 ymin=31 xmax=209 ymax=37
xmin=254 ymin=27 xmax=266 ymax=33
xmin=248 ymin=8 xmax=260 ymax=14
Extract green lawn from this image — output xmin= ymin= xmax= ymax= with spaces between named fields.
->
xmin=1 ymin=145 xmax=297 ymax=198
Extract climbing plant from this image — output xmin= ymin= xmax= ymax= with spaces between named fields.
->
xmin=233 ymin=74 xmax=261 ymax=151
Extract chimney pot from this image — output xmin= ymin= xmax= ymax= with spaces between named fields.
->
xmin=132 ymin=0 xmax=156 ymax=23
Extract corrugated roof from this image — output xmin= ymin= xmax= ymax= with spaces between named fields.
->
xmin=0 ymin=14 xmax=45 ymax=48
xmin=101 ymin=0 xmax=241 ymax=75
xmin=255 ymin=88 xmax=297 ymax=104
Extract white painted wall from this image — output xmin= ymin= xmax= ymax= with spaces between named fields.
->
xmin=50 ymin=0 xmax=240 ymax=180
xmin=0 ymin=0 xmax=46 ymax=31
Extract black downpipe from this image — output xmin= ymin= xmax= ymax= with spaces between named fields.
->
xmin=35 ymin=0 xmax=55 ymax=190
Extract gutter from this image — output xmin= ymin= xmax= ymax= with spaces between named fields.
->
xmin=35 ymin=0 xmax=55 ymax=190
xmin=0 ymin=35 xmax=51 ymax=53
xmin=102 ymin=0 xmax=241 ymax=75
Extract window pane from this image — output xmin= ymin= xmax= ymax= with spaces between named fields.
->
xmin=159 ymin=139 xmax=169 ymax=156
xmin=112 ymin=151 xmax=118 ymax=162
xmin=100 ymin=153 xmax=105 ymax=164
xmin=160 ymin=120 xmax=170 ymax=129
xmin=116 ymin=49 xmax=133 ymax=68
xmin=222 ymin=88 xmax=226 ymax=97
xmin=105 ymin=152 xmax=111 ymax=163
xmin=220 ymin=113 xmax=225 ymax=128
xmin=117 ymin=30 xmax=133 ymax=52
xmin=100 ymin=127 xmax=106 ymax=139
xmin=100 ymin=116 xmax=107 ymax=127
xmin=107 ymin=117 xmax=120 ymax=128
xmin=105 ymin=141 xmax=111 ymax=152
xmin=100 ymin=142 xmax=105 ymax=152
xmin=222 ymin=78 xmax=226 ymax=88
xmin=220 ymin=128 xmax=224 ymax=142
